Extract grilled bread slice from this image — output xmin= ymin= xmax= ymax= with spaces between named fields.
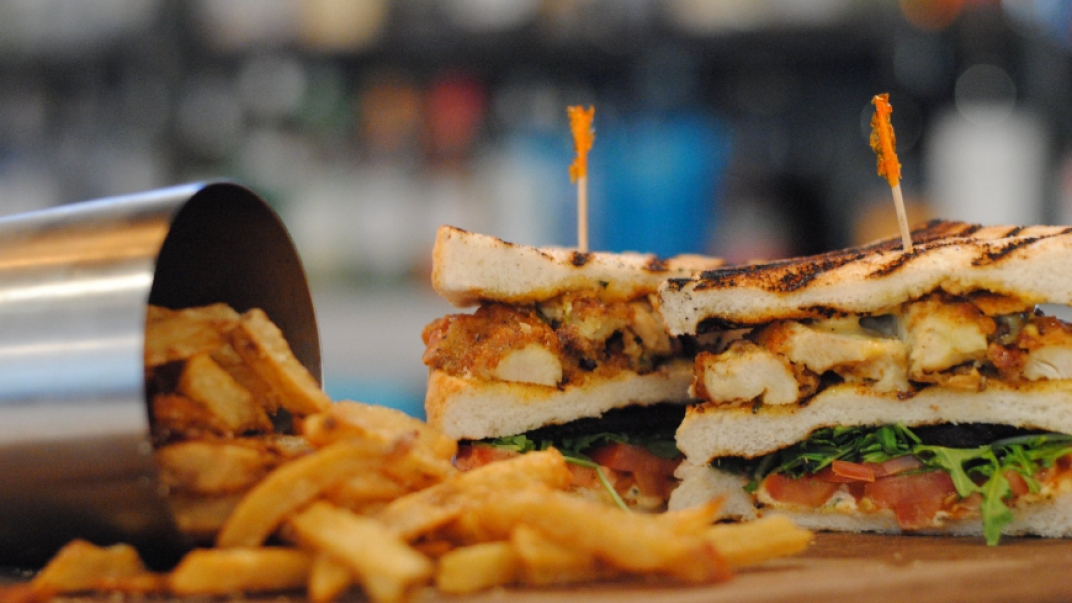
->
xmin=660 ymin=221 xmax=1072 ymax=336
xmin=433 ymin=225 xmax=723 ymax=308
xmin=675 ymin=380 xmax=1072 ymax=465
xmin=426 ymin=359 xmax=694 ymax=441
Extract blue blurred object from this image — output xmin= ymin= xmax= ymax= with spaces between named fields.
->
xmin=324 ymin=378 xmax=426 ymax=419
xmin=589 ymin=111 xmax=731 ymax=257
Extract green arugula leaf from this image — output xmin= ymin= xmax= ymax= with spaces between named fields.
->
xmin=979 ymin=471 xmax=1014 ymax=546
xmin=914 ymin=445 xmax=989 ymax=498
xmin=493 ymin=430 xmax=681 ymax=461
xmin=485 ymin=434 xmax=540 ymax=453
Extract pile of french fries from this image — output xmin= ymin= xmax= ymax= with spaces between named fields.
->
xmin=7 ymin=304 xmax=813 ymax=603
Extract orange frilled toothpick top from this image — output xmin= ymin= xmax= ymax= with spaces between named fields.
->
xmin=870 ymin=93 xmax=901 ymax=188
xmin=568 ymin=105 xmax=595 ymax=183
xmin=869 ymin=93 xmax=912 ymax=252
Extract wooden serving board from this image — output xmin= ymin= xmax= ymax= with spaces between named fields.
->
xmin=7 ymin=533 xmax=1072 ymax=603
xmin=432 ymin=533 xmax=1072 ymax=603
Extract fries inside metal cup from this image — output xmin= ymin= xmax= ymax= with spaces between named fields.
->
xmin=0 ymin=182 xmax=319 ymax=567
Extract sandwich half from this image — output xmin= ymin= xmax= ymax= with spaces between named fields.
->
xmin=659 ymin=220 xmax=1072 ymax=543
xmin=422 ymin=225 xmax=722 ymax=509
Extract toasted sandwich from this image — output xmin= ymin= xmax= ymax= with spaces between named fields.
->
xmin=659 ymin=220 xmax=1072 ymax=543
xmin=422 ymin=225 xmax=722 ymax=509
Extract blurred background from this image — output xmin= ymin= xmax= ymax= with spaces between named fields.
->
xmin=0 ymin=0 xmax=1070 ymax=416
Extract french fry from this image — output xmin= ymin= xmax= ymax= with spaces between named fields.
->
xmin=230 ymin=308 xmax=331 ymax=416
xmin=217 ymin=438 xmax=404 ymax=547
xmin=265 ymin=433 xmax=317 ymax=458
xmin=167 ymin=493 xmax=245 ymax=541
xmin=376 ymin=449 xmax=572 ymax=541
xmin=156 ymin=440 xmax=278 ymax=494
xmin=304 ymin=404 xmax=458 ymax=489
xmin=468 ymin=489 xmax=731 ymax=583
xmin=308 ymin=553 xmax=354 ymax=603
xmin=438 ymin=504 xmax=507 ymax=545
xmin=411 ymin=540 xmax=455 ymax=558
xmin=303 ymin=401 xmax=457 ymax=461
xmin=178 ymin=353 xmax=272 ymax=434
xmin=511 ymin=525 xmax=607 ymax=587
xmin=435 ymin=541 xmax=518 ymax=594
xmin=212 ymin=342 xmax=283 ymax=413
xmin=289 ymin=502 xmax=433 ymax=603
xmin=324 ymin=471 xmax=412 ymax=511
xmin=151 ymin=393 xmax=232 ymax=439
xmin=31 ymin=540 xmax=162 ymax=594
xmin=379 ymin=447 xmax=457 ymax=491
xmin=656 ymin=500 xmax=725 ymax=535
xmin=0 ymin=583 xmax=40 ymax=603
xmin=703 ymin=515 xmax=813 ymax=567
xmin=144 ymin=303 xmax=240 ymax=367
xmin=169 ymin=548 xmax=312 ymax=595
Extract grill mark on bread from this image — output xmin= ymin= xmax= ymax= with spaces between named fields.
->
xmin=697 ymin=316 xmax=748 ymax=333
xmin=867 ymin=250 xmax=916 ymax=278
xmin=645 ymin=257 xmax=669 ymax=272
xmin=570 ymin=251 xmax=592 ymax=267
xmin=695 ymin=304 xmax=843 ymax=331
xmin=972 ymin=236 xmax=1039 ymax=266
xmin=802 ymin=305 xmax=843 ymax=319
xmin=681 ymin=220 xmax=1072 ymax=294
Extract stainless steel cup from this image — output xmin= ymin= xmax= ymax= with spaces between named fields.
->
xmin=0 ymin=182 xmax=320 ymax=567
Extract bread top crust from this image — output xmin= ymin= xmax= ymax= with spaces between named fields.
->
xmin=432 ymin=225 xmax=724 ymax=308
xmin=660 ymin=220 xmax=1072 ymax=335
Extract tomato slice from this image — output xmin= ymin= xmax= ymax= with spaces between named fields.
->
xmin=812 ymin=467 xmax=857 ymax=483
xmin=588 ymin=443 xmax=679 ymax=474
xmin=1005 ymin=470 xmax=1030 ymax=498
xmin=763 ymin=473 xmax=841 ymax=507
xmin=862 ymin=470 xmax=957 ymax=530
xmin=588 ymin=443 xmax=681 ymax=498
xmin=872 ymin=455 xmax=924 ymax=478
xmin=831 ymin=460 xmax=876 ymax=482
xmin=454 ymin=444 xmax=519 ymax=471
xmin=567 ymin=463 xmax=602 ymax=489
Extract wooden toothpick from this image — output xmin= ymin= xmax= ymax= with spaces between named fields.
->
xmin=568 ymin=105 xmax=595 ymax=253
xmin=870 ymin=93 xmax=913 ymax=253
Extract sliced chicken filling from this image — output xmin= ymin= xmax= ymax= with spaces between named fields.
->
xmin=695 ymin=291 xmax=1072 ymax=407
xmin=422 ymin=292 xmax=682 ymax=387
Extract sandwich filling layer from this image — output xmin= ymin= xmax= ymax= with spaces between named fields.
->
xmin=688 ymin=290 xmax=1072 ymax=417
xmin=456 ymin=403 xmax=686 ymax=511
xmin=423 ymin=291 xmax=680 ymax=389
xmin=674 ymin=423 xmax=1072 ymax=544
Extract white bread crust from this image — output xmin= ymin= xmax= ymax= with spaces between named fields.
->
xmin=425 ymin=359 xmax=694 ymax=440
xmin=676 ymin=381 xmax=1072 ymax=464
xmin=432 ymin=225 xmax=723 ymax=308
xmin=670 ymin=464 xmax=1072 ymax=539
xmin=660 ymin=223 xmax=1072 ymax=335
